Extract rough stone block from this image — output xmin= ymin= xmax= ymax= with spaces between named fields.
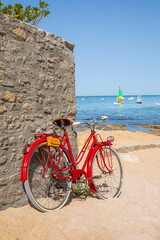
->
xmin=12 ymin=28 xmax=26 ymax=40
xmin=0 ymin=106 xmax=7 ymax=114
xmin=0 ymin=156 xmax=7 ymax=165
xmin=9 ymin=136 xmax=16 ymax=145
xmin=4 ymin=90 xmax=16 ymax=102
xmin=0 ymin=178 xmax=7 ymax=186
xmin=24 ymin=114 xmax=34 ymax=121
xmin=22 ymin=103 xmax=31 ymax=112
xmin=66 ymin=94 xmax=74 ymax=103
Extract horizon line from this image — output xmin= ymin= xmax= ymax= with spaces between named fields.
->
xmin=76 ymin=94 xmax=160 ymax=97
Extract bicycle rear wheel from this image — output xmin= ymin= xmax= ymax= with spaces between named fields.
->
xmin=92 ymin=145 xmax=123 ymax=199
xmin=24 ymin=142 xmax=72 ymax=212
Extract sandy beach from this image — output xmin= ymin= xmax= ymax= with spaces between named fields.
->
xmin=0 ymin=129 xmax=160 ymax=240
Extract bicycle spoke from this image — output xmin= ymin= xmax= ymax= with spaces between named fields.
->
xmin=92 ymin=146 xmax=122 ymax=199
xmin=24 ymin=143 xmax=72 ymax=212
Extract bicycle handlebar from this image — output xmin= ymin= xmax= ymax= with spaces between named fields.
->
xmin=72 ymin=116 xmax=108 ymax=129
xmin=52 ymin=116 xmax=108 ymax=132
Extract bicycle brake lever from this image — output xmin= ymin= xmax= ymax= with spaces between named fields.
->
xmin=102 ymin=116 xmax=108 ymax=124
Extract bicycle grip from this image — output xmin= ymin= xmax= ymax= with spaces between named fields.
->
xmin=72 ymin=122 xmax=81 ymax=126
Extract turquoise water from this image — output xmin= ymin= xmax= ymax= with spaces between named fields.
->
xmin=76 ymin=95 xmax=160 ymax=132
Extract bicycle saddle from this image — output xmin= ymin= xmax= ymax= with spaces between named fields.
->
xmin=53 ymin=118 xmax=73 ymax=128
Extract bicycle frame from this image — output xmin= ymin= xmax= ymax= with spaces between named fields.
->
xmin=49 ymin=130 xmax=113 ymax=183
xmin=21 ymin=128 xmax=113 ymax=193
xmin=55 ymin=130 xmax=98 ymax=180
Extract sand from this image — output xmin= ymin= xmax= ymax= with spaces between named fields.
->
xmin=0 ymin=130 xmax=160 ymax=240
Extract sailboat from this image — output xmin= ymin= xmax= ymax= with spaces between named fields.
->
xmin=136 ymin=93 xmax=142 ymax=104
xmin=114 ymin=86 xmax=124 ymax=105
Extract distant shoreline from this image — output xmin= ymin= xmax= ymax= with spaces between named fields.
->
xmin=79 ymin=124 xmax=160 ymax=136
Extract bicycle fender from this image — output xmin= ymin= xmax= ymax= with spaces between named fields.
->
xmin=21 ymin=138 xmax=46 ymax=182
xmin=87 ymin=146 xmax=99 ymax=193
xmin=87 ymin=142 xmax=112 ymax=193
xmin=97 ymin=141 xmax=112 ymax=147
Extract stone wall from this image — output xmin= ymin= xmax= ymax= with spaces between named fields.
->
xmin=0 ymin=13 xmax=77 ymax=210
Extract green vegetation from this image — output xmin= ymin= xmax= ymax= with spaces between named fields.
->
xmin=73 ymin=183 xmax=93 ymax=198
xmin=0 ymin=0 xmax=50 ymax=25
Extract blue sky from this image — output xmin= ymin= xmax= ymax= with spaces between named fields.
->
xmin=4 ymin=0 xmax=160 ymax=96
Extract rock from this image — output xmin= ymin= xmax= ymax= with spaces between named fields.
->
xmin=18 ymin=135 xmax=24 ymax=143
xmin=11 ymin=47 xmax=23 ymax=53
xmin=43 ymin=107 xmax=51 ymax=114
xmin=38 ymin=91 xmax=45 ymax=97
xmin=9 ymin=136 xmax=16 ymax=145
xmin=60 ymin=60 xmax=69 ymax=69
xmin=0 ymin=156 xmax=7 ymax=165
xmin=46 ymin=98 xmax=56 ymax=104
xmin=4 ymin=115 xmax=12 ymax=123
xmin=38 ymin=74 xmax=45 ymax=81
xmin=62 ymin=73 xmax=71 ymax=81
xmin=39 ymin=97 xmax=43 ymax=104
xmin=49 ymin=83 xmax=55 ymax=89
xmin=12 ymin=28 xmax=26 ymax=40
xmin=43 ymin=83 xmax=48 ymax=89
xmin=24 ymin=114 xmax=34 ymax=121
xmin=0 ymin=137 xmax=8 ymax=146
xmin=41 ymin=124 xmax=46 ymax=131
xmin=68 ymin=105 xmax=77 ymax=115
xmin=66 ymin=94 xmax=74 ymax=103
xmin=0 ymin=81 xmax=14 ymax=87
xmin=24 ymin=124 xmax=35 ymax=132
xmin=0 ymin=106 xmax=7 ymax=114
xmin=0 ymin=178 xmax=7 ymax=186
xmin=48 ymin=63 xmax=55 ymax=69
xmin=8 ymin=122 xmax=21 ymax=130
xmin=22 ymin=103 xmax=31 ymax=112
xmin=47 ymin=57 xmax=60 ymax=63
xmin=4 ymin=91 xmax=16 ymax=102
xmin=65 ymin=40 xmax=75 ymax=51
xmin=17 ymin=94 xmax=25 ymax=103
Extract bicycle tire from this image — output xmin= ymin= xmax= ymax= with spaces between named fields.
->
xmin=24 ymin=142 xmax=72 ymax=212
xmin=92 ymin=145 xmax=123 ymax=199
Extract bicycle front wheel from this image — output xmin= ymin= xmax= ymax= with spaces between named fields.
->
xmin=24 ymin=142 xmax=72 ymax=212
xmin=92 ymin=145 xmax=123 ymax=199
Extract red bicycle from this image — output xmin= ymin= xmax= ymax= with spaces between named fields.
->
xmin=21 ymin=116 xmax=123 ymax=212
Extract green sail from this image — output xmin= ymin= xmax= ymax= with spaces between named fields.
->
xmin=118 ymin=87 xmax=123 ymax=101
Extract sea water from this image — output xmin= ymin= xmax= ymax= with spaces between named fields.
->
xmin=76 ymin=95 xmax=160 ymax=132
